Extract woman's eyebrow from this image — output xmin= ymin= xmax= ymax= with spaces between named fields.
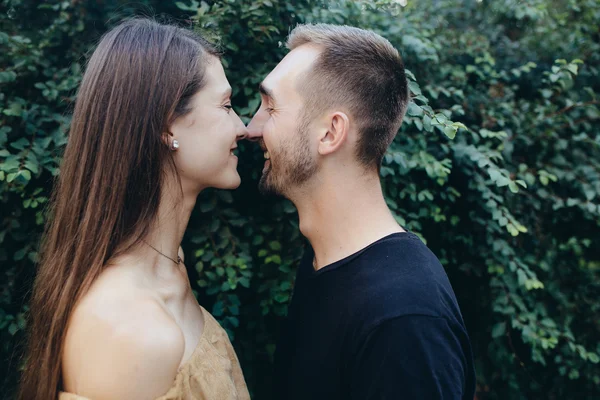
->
xmin=221 ymin=87 xmax=232 ymax=99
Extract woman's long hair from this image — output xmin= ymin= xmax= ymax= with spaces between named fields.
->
xmin=18 ymin=19 xmax=219 ymax=400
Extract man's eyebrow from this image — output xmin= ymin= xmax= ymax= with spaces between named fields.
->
xmin=259 ymin=82 xmax=276 ymax=102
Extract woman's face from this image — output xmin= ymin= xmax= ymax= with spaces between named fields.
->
xmin=169 ymin=57 xmax=247 ymax=192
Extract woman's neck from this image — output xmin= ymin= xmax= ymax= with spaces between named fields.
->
xmin=111 ymin=176 xmax=200 ymax=288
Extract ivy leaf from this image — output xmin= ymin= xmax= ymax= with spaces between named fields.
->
xmin=407 ymin=102 xmax=424 ymax=117
xmin=492 ymin=322 xmax=506 ymax=338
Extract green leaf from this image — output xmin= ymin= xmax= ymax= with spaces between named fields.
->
xmin=274 ymin=293 xmax=289 ymax=303
xmin=3 ymin=102 xmax=23 ymax=116
xmin=414 ymin=118 xmax=423 ymax=131
xmin=199 ymin=201 xmax=215 ymax=212
xmin=0 ymin=71 xmax=17 ymax=83
xmin=218 ymin=190 xmax=234 ymax=203
xmin=406 ymin=102 xmax=424 ymax=117
xmin=14 ymin=248 xmax=27 ymax=261
xmin=492 ymin=322 xmax=506 ymax=338
xmin=21 ymin=169 xmax=31 ymax=181
xmin=496 ymin=176 xmax=511 ymax=187
xmin=270 ymin=255 xmax=282 ymax=264
xmin=451 ymin=122 xmax=468 ymax=131
xmin=443 ymin=125 xmax=457 ymax=139
xmin=422 ymin=114 xmax=432 ymax=132
xmin=507 ymin=224 xmax=520 ymax=237
xmin=239 ymin=277 xmax=250 ymax=288
xmin=408 ymin=80 xmax=422 ymax=96
xmin=282 ymin=200 xmax=296 ymax=213
xmin=10 ymin=138 xmax=29 ymax=150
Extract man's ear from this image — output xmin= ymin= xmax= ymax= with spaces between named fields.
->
xmin=318 ymin=111 xmax=350 ymax=156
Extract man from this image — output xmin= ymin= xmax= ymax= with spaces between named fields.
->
xmin=247 ymin=23 xmax=476 ymax=399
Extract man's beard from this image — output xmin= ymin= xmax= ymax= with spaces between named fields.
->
xmin=259 ymin=120 xmax=317 ymax=197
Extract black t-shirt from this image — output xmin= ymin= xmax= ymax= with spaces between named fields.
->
xmin=274 ymin=232 xmax=476 ymax=400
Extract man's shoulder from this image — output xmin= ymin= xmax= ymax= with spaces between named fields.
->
xmin=358 ymin=231 xmax=443 ymax=272
xmin=346 ymin=232 xmax=462 ymax=331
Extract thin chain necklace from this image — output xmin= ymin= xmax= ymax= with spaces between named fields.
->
xmin=142 ymin=239 xmax=182 ymax=265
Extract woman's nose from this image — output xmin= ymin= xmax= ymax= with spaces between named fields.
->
xmin=237 ymin=126 xmax=248 ymax=141
xmin=235 ymin=113 xmax=249 ymax=141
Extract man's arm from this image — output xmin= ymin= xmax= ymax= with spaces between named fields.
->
xmin=350 ymin=315 xmax=472 ymax=400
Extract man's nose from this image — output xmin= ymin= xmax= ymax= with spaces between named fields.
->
xmin=246 ymin=112 xmax=267 ymax=142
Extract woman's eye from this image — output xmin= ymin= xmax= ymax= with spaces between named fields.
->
xmin=265 ymin=107 xmax=274 ymax=114
xmin=224 ymin=104 xmax=233 ymax=112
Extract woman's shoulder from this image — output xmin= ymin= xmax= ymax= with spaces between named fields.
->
xmin=62 ymin=279 xmax=185 ymax=399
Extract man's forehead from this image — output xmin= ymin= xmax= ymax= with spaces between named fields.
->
xmin=262 ymin=44 xmax=321 ymax=95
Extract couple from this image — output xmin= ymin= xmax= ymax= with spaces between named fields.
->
xmin=19 ymin=19 xmax=475 ymax=400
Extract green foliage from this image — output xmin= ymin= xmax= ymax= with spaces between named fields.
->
xmin=1 ymin=0 xmax=599 ymax=399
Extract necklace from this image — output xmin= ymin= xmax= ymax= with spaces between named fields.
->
xmin=142 ymin=240 xmax=182 ymax=265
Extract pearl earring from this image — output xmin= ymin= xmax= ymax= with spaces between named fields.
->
xmin=171 ymin=139 xmax=180 ymax=151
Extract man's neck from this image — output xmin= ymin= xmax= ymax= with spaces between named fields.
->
xmin=293 ymin=170 xmax=404 ymax=270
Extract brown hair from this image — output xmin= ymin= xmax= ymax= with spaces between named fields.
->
xmin=18 ymin=18 xmax=219 ymax=400
xmin=287 ymin=23 xmax=409 ymax=168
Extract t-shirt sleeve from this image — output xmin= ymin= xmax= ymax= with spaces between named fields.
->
xmin=349 ymin=315 xmax=470 ymax=400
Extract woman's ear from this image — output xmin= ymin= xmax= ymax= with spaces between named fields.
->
xmin=162 ymin=130 xmax=179 ymax=151
xmin=318 ymin=112 xmax=350 ymax=156
xmin=161 ymin=130 xmax=172 ymax=147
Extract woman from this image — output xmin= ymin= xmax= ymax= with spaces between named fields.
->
xmin=18 ymin=19 xmax=250 ymax=400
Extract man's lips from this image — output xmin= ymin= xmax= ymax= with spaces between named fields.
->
xmin=263 ymin=159 xmax=271 ymax=173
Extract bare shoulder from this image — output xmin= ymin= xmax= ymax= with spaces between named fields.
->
xmin=62 ymin=282 xmax=185 ymax=400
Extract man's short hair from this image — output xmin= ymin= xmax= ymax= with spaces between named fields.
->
xmin=287 ymin=23 xmax=409 ymax=168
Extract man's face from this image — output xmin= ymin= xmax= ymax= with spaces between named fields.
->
xmin=247 ymin=45 xmax=321 ymax=197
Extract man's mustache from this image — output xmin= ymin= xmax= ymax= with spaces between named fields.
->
xmin=258 ymin=139 xmax=267 ymax=152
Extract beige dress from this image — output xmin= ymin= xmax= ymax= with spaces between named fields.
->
xmin=59 ymin=307 xmax=250 ymax=400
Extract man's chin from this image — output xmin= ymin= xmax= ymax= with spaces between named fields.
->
xmin=259 ymin=172 xmax=284 ymax=197
xmin=258 ymin=177 xmax=277 ymax=196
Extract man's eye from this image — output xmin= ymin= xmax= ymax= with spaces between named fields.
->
xmin=265 ymin=107 xmax=274 ymax=114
